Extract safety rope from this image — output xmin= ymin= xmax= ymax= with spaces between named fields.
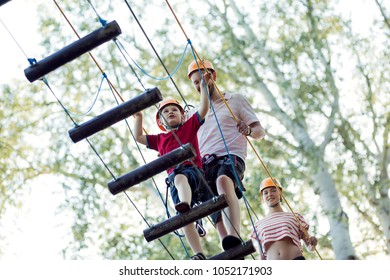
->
xmin=66 ymin=73 xmax=106 ymax=117
xmin=52 ymin=0 xmax=125 ymax=103
xmin=164 ymin=0 xmax=322 ymax=260
xmin=121 ymin=0 xmax=189 ymax=109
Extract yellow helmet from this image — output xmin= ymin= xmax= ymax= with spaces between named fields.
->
xmin=259 ymin=177 xmax=282 ymax=195
xmin=155 ymin=99 xmax=184 ymax=131
xmin=187 ymin=59 xmax=215 ymax=79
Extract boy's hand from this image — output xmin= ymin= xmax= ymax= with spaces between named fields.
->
xmin=134 ymin=111 xmax=143 ymax=118
xmin=201 ymin=72 xmax=212 ymax=92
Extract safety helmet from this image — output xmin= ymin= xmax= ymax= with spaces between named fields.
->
xmin=259 ymin=177 xmax=282 ymax=195
xmin=155 ymin=99 xmax=184 ymax=131
xmin=187 ymin=59 xmax=215 ymax=79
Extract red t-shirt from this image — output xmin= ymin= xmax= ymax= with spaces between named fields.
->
xmin=146 ymin=112 xmax=203 ymax=174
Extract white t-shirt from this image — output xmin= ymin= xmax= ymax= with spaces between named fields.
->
xmin=187 ymin=92 xmax=259 ymax=161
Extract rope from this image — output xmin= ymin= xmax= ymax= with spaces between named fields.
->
xmin=125 ymin=41 xmax=190 ymax=81
xmin=164 ymin=0 xmax=322 ymax=260
xmin=121 ymin=0 xmax=189 ymax=109
xmin=112 ymin=38 xmax=146 ymax=91
xmin=66 ymin=73 xmax=106 ymax=117
xmin=52 ymin=0 xmax=125 ymax=103
xmin=0 ymin=17 xmax=29 ymax=59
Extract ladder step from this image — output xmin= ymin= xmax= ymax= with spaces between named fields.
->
xmin=24 ymin=20 xmax=122 ymax=82
xmin=108 ymin=143 xmax=196 ymax=195
xmin=0 ymin=0 xmax=11 ymax=7
xmin=68 ymin=87 xmax=162 ymax=143
xmin=143 ymin=194 xmax=229 ymax=242
xmin=208 ymin=240 xmax=256 ymax=260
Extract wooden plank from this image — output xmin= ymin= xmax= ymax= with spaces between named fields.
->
xmin=208 ymin=240 xmax=256 ymax=260
xmin=0 ymin=0 xmax=11 ymax=7
xmin=143 ymin=194 xmax=229 ymax=242
xmin=68 ymin=87 xmax=162 ymax=143
xmin=108 ymin=143 xmax=196 ymax=195
xmin=24 ymin=20 xmax=121 ymax=82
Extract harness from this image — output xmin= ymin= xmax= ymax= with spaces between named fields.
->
xmin=202 ymin=154 xmax=244 ymax=181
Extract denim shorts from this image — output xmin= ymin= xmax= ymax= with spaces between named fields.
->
xmin=167 ymin=165 xmax=208 ymax=207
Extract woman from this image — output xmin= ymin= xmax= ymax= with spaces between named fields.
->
xmin=250 ymin=177 xmax=318 ymax=260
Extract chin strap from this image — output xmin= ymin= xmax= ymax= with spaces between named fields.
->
xmin=163 ymin=121 xmax=183 ymax=131
xmin=269 ymin=201 xmax=280 ymax=208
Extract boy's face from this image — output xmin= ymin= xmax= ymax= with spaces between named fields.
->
xmin=159 ymin=105 xmax=184 ymax=129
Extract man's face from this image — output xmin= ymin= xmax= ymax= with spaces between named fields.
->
xmin=190 ymin=70 xmax=215 ymax=95
xmin=190 ymin=70 xmax=203 ymax=93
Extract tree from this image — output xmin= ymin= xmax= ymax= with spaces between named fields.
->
xmin=180 ymin=0 xmax=389 ymax=258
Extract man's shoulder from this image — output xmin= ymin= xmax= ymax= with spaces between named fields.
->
xmin=225 ymin=92 xmax=247 ymax=101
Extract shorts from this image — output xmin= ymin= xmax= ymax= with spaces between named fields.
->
xmin=202 ymin=154 xmax=246 ymax=224
xmin=293 ymin=256 xmax=306 ymax=260
xmin=167 ymin=165 xmax=208 ymax=208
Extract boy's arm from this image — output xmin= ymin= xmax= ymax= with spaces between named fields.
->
xmin=133 ymin=112 xmax=147 ymax=145
xmin=198 ymin=72 xmax=211 ymax=120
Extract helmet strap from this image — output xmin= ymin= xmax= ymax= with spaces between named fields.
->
xmin=269 ymin=201 xmax=280 ymax=208
xmin=163 ymin=120 xmax=183 ymax=131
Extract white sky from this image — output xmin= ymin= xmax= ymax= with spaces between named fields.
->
xmin=0 ymin=0 xmax=45 ymax=84
xmin=0 ymin=0 xmax=387 ymax=261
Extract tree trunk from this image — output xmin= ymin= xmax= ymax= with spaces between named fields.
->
xmin=312 ymin=156 xmax=356 ymax=259
xmin=223 ymin=0 xmax=357 ymax=259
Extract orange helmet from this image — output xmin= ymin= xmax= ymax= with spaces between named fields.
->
xmin=155 ymin=99 xmax=184 ymax=131
xmin=187 ymin=59 xmax=215 ymax=79
xmin=259 ymin=177 xmax=282 ymax=195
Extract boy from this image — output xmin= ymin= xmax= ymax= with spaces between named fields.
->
xmin=133 ymin=73 xmax=212 ymax=260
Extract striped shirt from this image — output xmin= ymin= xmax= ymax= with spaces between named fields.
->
xmin=250 ymin=212 xmax=309 ymax=258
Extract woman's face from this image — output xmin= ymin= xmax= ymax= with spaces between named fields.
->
xmin=262 ymin=186 xmax=280 ymax=206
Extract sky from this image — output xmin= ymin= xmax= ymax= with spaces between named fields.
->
xmin=0 ymin=0 xmax=388 ymax=261
xmin=0 ymin=0 xmax=82 ymax=260
xmin=0 ymin=0 xmax=45 ymax=85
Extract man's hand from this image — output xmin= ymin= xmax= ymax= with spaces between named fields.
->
xmin=236 ymin=119 xmax=251 ymax=136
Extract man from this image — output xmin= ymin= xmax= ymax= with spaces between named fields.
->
xmin=187 ymin=59 xmax=265 ymax=250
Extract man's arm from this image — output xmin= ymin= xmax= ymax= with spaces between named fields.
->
xmin=236 ymin=120 xmax=266 ymax=140
xmin=248 ymin=121 xmax=266 ymax=140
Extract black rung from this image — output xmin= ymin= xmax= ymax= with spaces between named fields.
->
xmin=24 ymin=20 xmax=122 ymax=82
xmin=108 ymin=143 xmax=196 ymax=195
xmin=68 ymin=87 xmax=162 ymax=143
xmin=143 ymin=194 xmax=229 ymax=242
xmin=0 ymin=0 xmax=11 ymax=7
xmin=208 ymin=240 xmax=256 ymax=260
